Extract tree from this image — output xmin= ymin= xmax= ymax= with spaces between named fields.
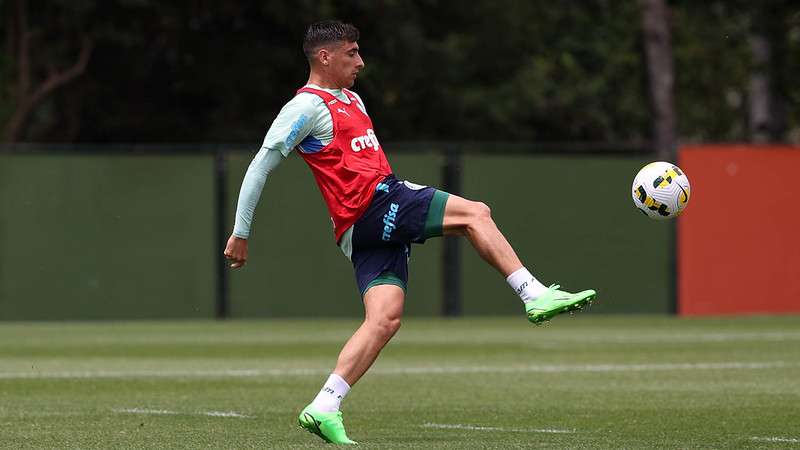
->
xmin=747 ymin=2 xmax=787 ymax=142
xmin=3 ymin=0 xmax=93 ymax=142
xmin=641 ymin=0 xmax=677 ymax=161
xmin=2 ymin=0 xmax=798 ymax=145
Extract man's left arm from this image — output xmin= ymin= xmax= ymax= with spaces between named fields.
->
xmin=224 ymin=94 xmax=319 ymax=268
xmin=224 ymin=147 xmax=286 ymax=268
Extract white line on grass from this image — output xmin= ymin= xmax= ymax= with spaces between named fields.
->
xmin=384 ymin=361 xmax=796 ymax=375
xmin=2 ymin=361 xmax=795 ymax=380
xmin=751 ymin=437 xmax=800 ymax=443
xmin=115 ymin=408 xmax=178 ymax=415
xmin=0 ymin=369 xmax=270 ymax=379
xmin=422 ymin=422 xmax=574 ymax=434
xmin=115 ymin=408 xmax=255 ymax=419
xmin=202 ymin=411 xmax=255 ymax=418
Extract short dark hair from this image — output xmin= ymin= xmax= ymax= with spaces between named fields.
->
xmin=303 ymin=21 xmax=360 ymax=60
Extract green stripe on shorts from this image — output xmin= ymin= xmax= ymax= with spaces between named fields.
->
xmin=422 ymin=190 xmax=449 ymax=240
xmin=364 ymin=271 xmax=406 ymax=295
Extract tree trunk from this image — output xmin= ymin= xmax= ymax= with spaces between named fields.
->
xmin=749 ymin=34 xmax=773 ymax=143
xmin=748 ymin=6 xmax=786 ymax=143
xmin=640 ymin=0 xmax=677 ymax=162
xmin=4 ymin=0 xmax=93 ymax=142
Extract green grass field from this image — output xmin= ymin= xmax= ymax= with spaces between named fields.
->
xmin=1 ymin=315 xmax=799 ymax=449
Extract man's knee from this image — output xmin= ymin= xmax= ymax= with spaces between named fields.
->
xmin=473 ymin=201 xmax=492 ymax=220
xmin=370 ymin=315 xmax=401 ymax=340
xmin=464 ymin=201 xmax=492 ymax=228
xmin=442 ymin=195 xmax=494 ymax=235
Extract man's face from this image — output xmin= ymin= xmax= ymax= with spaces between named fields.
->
xmin=325 ymin=41 xmax=364 ymax=88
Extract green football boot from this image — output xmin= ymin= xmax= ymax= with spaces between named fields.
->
xmin=298 ymin=405 xmax=357 ymax=445
xmin=525 ymin=284 xmax=596 ymax=324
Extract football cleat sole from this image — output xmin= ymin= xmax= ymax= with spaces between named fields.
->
xmin=528 ymin=292 xmax=596 ymax=325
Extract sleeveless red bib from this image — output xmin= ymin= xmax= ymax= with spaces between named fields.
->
xmin=295 ymin=87 xmax=393 ymax=241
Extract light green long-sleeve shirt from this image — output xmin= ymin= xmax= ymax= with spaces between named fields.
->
xmin=232 ymin=85 xmax=366 ymax=239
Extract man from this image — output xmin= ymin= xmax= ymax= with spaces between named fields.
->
xmin=224 ymin=20 xmax=596 ymax=445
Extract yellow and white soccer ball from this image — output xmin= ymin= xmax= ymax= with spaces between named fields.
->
xmin=631 ymin=161 xmax=691 ymax=220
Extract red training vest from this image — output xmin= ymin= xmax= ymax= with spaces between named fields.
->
xmin=295 ymin=87 xmax=393 ymax=242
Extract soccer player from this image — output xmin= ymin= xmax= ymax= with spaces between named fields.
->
xmin=224 ymin=20 xmax=596 ymax=445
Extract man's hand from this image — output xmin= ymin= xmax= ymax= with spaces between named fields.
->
xmin=224 ymin=235 xmax=249 ymax=269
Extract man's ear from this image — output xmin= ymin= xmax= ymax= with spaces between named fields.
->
xmin=318 ymin=48 xmax=330 ymax=66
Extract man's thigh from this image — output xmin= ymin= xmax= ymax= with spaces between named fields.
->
xmin=354 ymin=178 xmax=444 ymax=246
xmin=363 ymin=284 xmax=405 ymax=320
xmin=441 ymin=194 xmax=487 ymax=235
xmin=351 ymin=244 xmax=409 ymax=296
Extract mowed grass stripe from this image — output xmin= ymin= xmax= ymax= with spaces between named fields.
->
xmin=0 ymin=360 xmax=796 ymax=379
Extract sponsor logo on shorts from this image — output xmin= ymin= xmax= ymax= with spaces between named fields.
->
xmin=403 ymin=180 xmax=427 ymax=190
xmin=382 ymin=202 xmax=400 ymax=241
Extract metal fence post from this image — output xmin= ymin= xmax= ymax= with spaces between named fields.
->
xmin=214 ymin=148 xmax=230 ymax=319
xmin=442 ymin=146 xmax=462 ymax=316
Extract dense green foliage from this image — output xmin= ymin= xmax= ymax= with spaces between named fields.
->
xmin=1 ymin=317 xmax=799 ymax=448
xmin=2 ymin=0 xmax=799 ymax=143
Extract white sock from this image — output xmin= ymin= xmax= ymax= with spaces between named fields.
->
xmin=310 ymin=373 xmax=351 ymax=413
xmin=506 ymin=267 xmax=548 ymax=303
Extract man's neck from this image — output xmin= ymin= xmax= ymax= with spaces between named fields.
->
xmin=307 ymin=72 xmax=343 ymax=90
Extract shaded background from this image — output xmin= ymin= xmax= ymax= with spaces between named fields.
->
xmin=3 ymin=0 xmax=800 ymax=144
xmin=1 ymin=0 xmax=799 ymax=319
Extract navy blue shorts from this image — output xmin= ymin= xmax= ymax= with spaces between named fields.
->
xmin=340 ymin=175 xmax=449 ymax=296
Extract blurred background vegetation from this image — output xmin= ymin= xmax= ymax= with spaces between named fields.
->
xmin=1 ymin=0 xmax=799 ymax=145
